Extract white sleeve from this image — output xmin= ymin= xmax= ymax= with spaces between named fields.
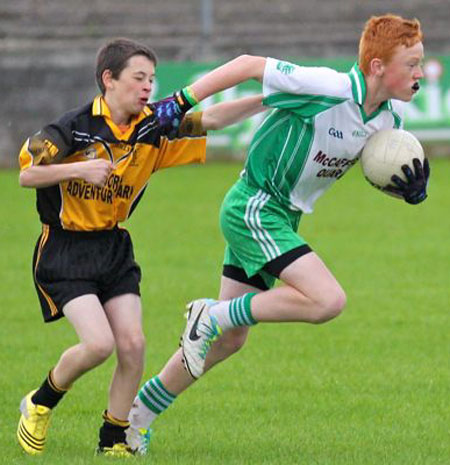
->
xmin=263 ymin=57 xmax=351 ymax=99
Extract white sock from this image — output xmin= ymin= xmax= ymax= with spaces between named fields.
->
xmin=209 ymin=293 xmax=257 ymax=331
xmin=128 ymin=396 xmax=158 ymax=429
xmin=209 ymin=300 xmax=234 ymax=330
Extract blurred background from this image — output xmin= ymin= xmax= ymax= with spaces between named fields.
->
xmin=1 ymin=0 xmax=450 ymax=167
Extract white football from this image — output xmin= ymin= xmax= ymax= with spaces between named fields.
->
xmin=360 ymin=129 xmax=424 ymax=197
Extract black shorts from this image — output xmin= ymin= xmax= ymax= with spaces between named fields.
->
xmin=33 ymin=225 xmax=141 ymax=322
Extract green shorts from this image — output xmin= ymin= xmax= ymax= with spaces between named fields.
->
xmin=220 ymin=179 xmax=308 ymax=289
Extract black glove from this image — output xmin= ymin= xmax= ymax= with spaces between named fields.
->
xmin=384 ymin=158 xmax=430 ymax=204
xmin=151 ymin=87 xmax=198 ymax=131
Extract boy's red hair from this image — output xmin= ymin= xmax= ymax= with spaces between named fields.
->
xmin=358 ymin=14 xmax=423 ymax=75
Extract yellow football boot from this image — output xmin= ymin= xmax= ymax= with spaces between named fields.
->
xmin=17 ymin=390 xmax=52 ymax=455
xmin=97 ymin=443 xmax=135 ymax=457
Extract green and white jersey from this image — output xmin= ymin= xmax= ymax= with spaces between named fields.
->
xmin=241 ymin=58 xmax=405 ymax=213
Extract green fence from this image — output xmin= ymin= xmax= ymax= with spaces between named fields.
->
xmin=154 ymin=57 xmax=450 ymax=155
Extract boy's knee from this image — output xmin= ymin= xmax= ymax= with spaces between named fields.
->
xmin=117 ymin=331 xmax=146 ymax=363
xmin=85 ymin=337 xmax=115 ymax=364
xmin=312 ymin=288 xmax=347 ymax=324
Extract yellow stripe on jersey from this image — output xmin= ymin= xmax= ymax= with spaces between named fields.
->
xmin=34 ymin=225 xmax=59 ymax=316
xmin=18 ymin=139 xmax=33 ymax=170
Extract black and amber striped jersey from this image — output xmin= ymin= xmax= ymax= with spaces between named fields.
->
xmin=19 ymin=95 xmax=207 ymax=231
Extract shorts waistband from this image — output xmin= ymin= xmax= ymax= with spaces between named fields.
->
xmin=233 ymin=179 xmax=302 ymax=221
xmin=42 ymin=224 xmax=122 ymax=238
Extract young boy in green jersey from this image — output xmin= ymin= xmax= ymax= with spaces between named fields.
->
xmin=128 ymin=14 xmax=430 ymax=454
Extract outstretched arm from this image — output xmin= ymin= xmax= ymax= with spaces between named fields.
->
xmin=191 ymin=55 xmax=267 ymax=101
xmin=201 ymin=94 xmax=266 ymax=131
xmin=152 ymin=56 xmax=267 ymax=129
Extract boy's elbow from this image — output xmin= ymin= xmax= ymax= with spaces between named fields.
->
xmin=19 ymin=169 xmax=33 ymax=187
xmin=234 ymin=55 xmax=266 ymax=81
xmin=19 ymin=171 xmax=26 ymax=187
xmin=208 ymin=119 xmax=223 ymax=131
xmin=201 ymin=113 xmax=221 ymax=131
xmin=236 ymin=54 xmax=259 ymax=64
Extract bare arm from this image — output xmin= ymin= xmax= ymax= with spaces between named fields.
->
xmin=150 ymin=55 xmax=267 ymax=129
xmin=201 ymin=94 xmax=266 ymax=131
xmin=190 ymin=55 xmax=267 ymax=101
xmin=19 ymin=159 xmax=113 ymax=189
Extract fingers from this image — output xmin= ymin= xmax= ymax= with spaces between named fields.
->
xmin=151 ymin=95 xmax=189 ymax=131
xmin=412 ymin=158 xmax=424 ymax=181
xmin=83 ymin=158 xmax=113 ymax=187
xmin=99 ymin=161 xmax=114 ymax=187
xmin=401 ymin=164 xmax=415 ymax=183
xmin=383 ymin=184 xmax=404 ymax=196
xmin=152 ymin=98 xmax=178 ymax=125
xmin=391 ymin=174 xmax=408 ymax=190
xmin=387 ymin=159 xmax=429 ymax=205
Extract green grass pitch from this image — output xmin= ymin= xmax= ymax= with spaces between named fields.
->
xmin=0 ymin=159 xmax=449 ymax=464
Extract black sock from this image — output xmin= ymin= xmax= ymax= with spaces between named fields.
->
xmin=31 ymin=370 xmax=68 ymax=409
xmin=98 ymin=410 xmax=130 ymax=448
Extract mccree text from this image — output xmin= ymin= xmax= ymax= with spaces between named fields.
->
xmin=313 ymin=150 xmax=357 ymax=178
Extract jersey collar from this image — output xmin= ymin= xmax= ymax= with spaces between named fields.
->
xmin=91 ymin=95 xmax=152 ymax=122
xmin=91 ymin=95 xmax=153 ymax=139
xmin=349 ymin=63 xmax=367 ymax=106
xmin=349 ymin=63 xmax=390 ymax=123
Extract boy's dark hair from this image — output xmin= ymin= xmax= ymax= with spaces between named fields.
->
xmin=96 ymin=38 xmax=158 ymax=94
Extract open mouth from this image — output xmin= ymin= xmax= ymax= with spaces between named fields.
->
xmin=412 ymin=82 xmax=420 ymax=92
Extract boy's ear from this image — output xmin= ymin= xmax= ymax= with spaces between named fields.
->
xmin=102 ymin=69 xmax=114 ymax=92
xmin=369 ymin=58 xmax=385 ymax=77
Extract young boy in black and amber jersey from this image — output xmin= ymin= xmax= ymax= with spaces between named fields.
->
xmin=17 ymin=37 xmax=265 ymax=457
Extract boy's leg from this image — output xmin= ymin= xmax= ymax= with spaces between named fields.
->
xmin=97 ymin=293 xmax=145 ymax=454
xmin=18 ymin=294 xmax=115 ymax=455
xmin=127 ymin=279 xmax=259 ymax=453
xmin=182 ymin=251 xmax=346 ymax=378
xmin=104 ymin=293 xmax=145 ymax=420
xmin=53 ymin=295 xmax=116 ymax=386
xmin=162 ymin=277 xmax=258 ymax=392
xmin=251 ymin=251 xmax=347 ymax=323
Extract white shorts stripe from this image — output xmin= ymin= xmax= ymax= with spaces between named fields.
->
xmin=253 ymin=192 xmax=282 ymax=257
xmin=244 ymin=191 xmax=274 ymax=261
xmin=244 ymin=190 xmax=281 ymax=262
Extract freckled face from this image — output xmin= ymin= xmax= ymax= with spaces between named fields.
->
xmin=381 ymin=41 xmax=424 ymax=101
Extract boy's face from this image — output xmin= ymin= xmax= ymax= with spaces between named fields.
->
xmin=381 ymin=41 xmax=424 ymax=101
xmin=107 ymin=54 xmax=155 ymax=116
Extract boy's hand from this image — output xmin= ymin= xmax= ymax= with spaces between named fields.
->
xmin=79 ymin=159 xmax=113 ymax=187
xmin=151 ymin=87 xmax=198 ymax=130
xmin=384 ymin=158 xmax=430 ymax=204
